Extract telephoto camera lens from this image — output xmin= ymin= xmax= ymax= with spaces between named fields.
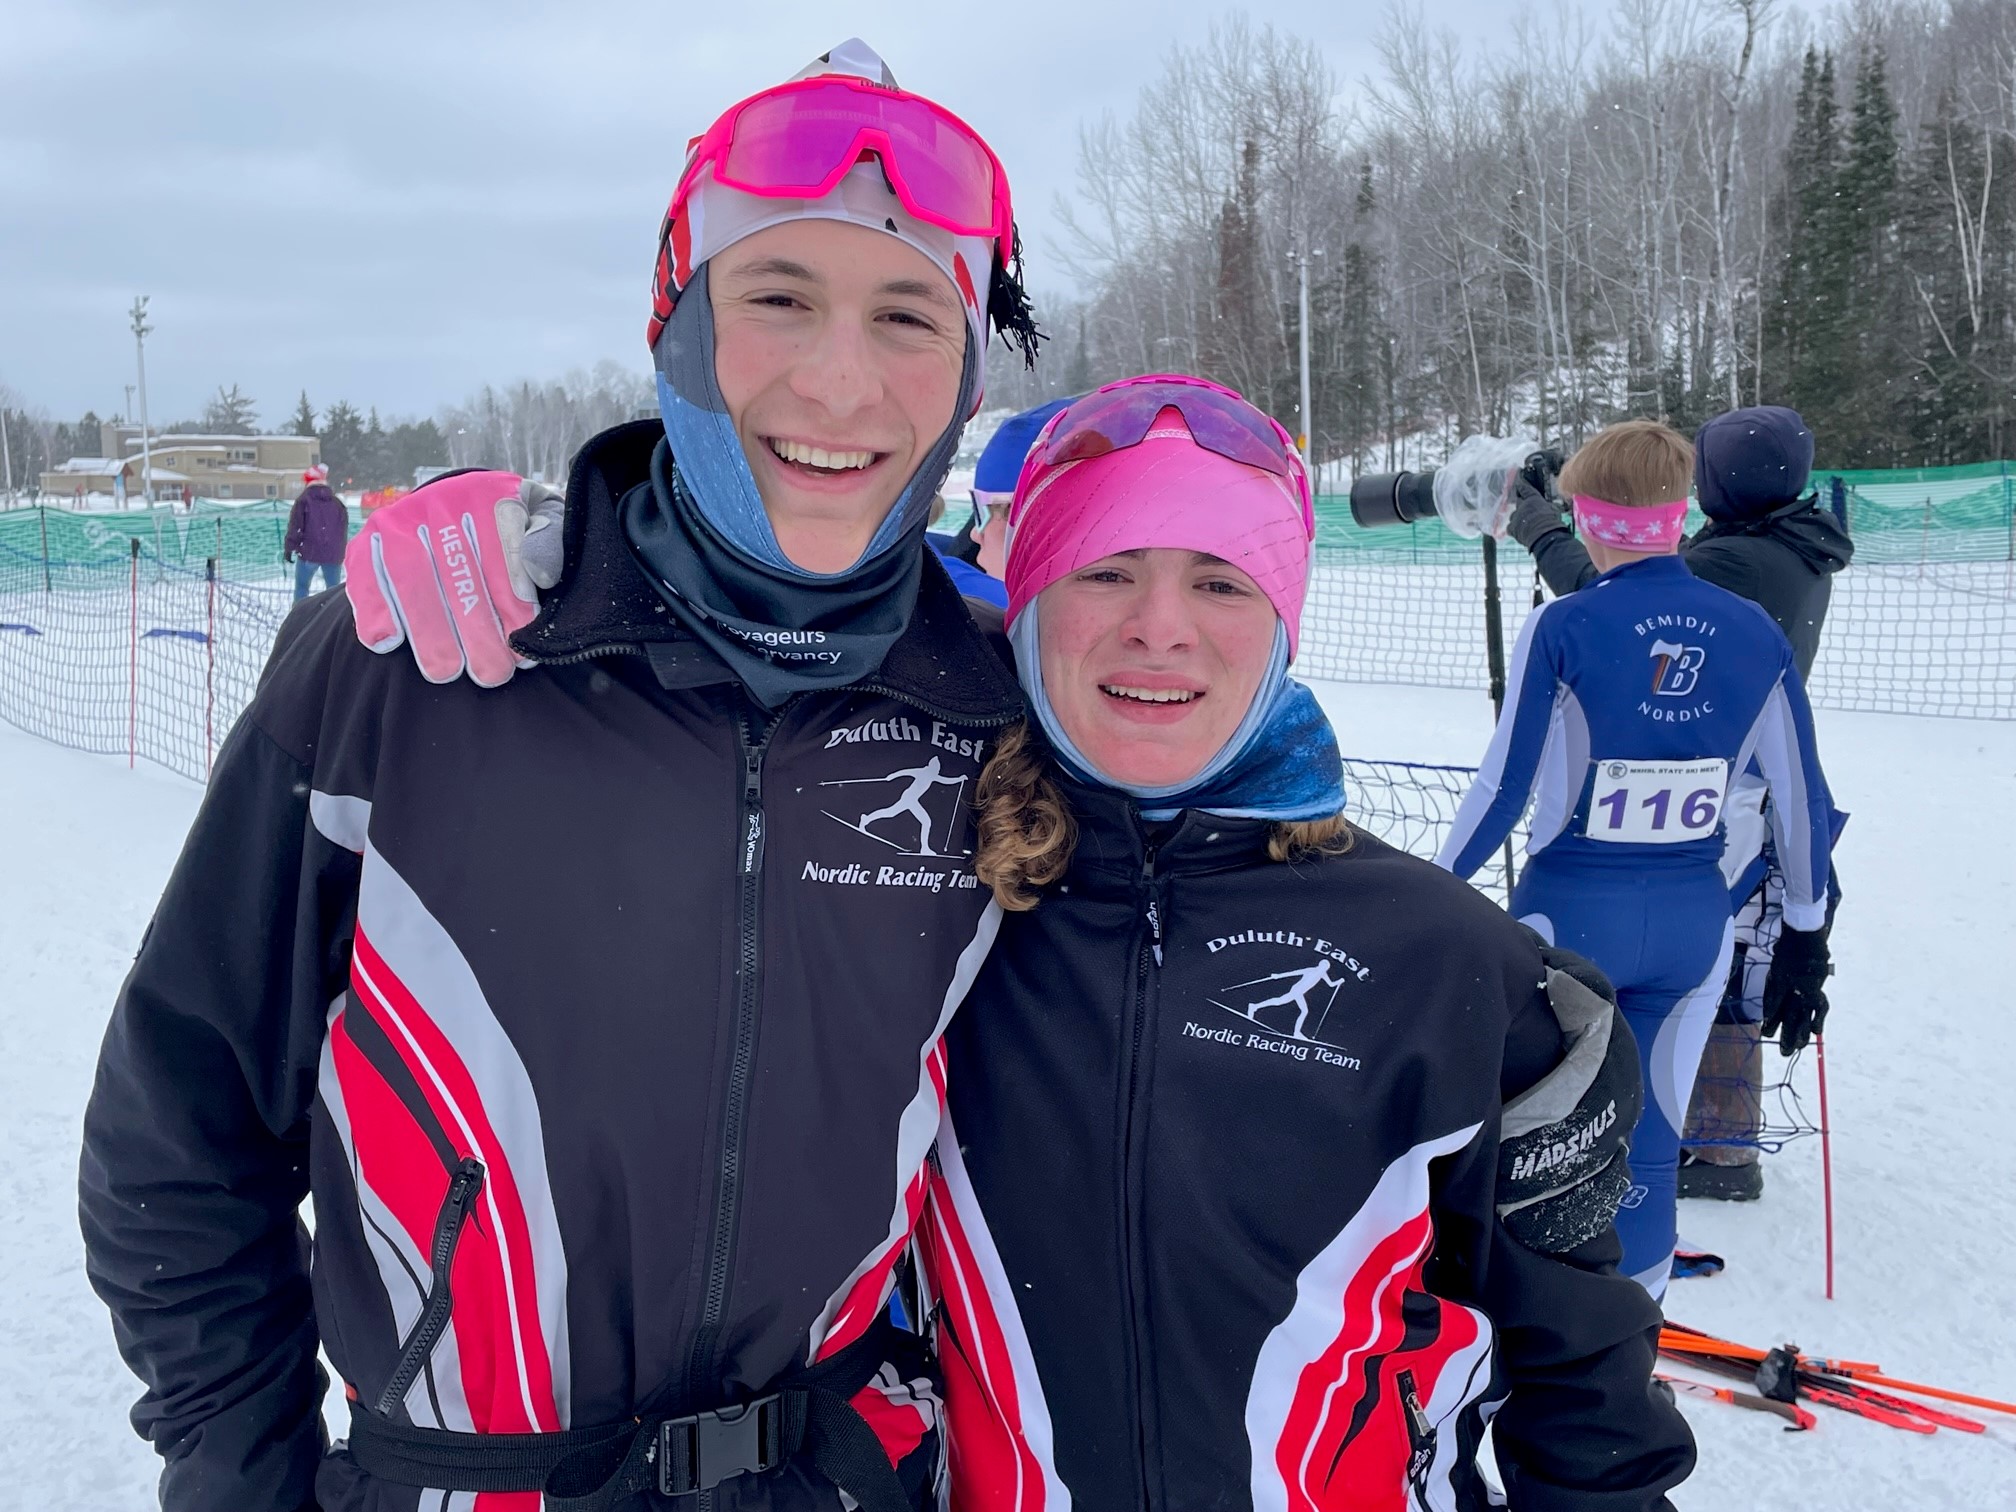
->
xmin=1348 ymin=469 xmax=1442 ymax=528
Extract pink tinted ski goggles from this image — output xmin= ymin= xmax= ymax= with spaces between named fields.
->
xmin=674 ymin=75 xmax=1014 ymax=246
xmin=1013 ymin=375 xmax=1314 ymax=534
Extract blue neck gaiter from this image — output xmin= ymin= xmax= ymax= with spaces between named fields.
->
xmin=1009 ymin=612 xmax=1346 ymax=822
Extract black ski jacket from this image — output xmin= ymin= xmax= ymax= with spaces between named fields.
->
xmin=922 ymin=783 xmax=1694 ymax=1512
xmin=79 ymin=420 xmax=1022 ymax=1512
xmin=1526 ymin=501 xmax=1853 ymax=677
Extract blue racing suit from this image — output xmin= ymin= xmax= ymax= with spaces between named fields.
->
xmin=1435 ymin=554 xmax=1833 ymax=1298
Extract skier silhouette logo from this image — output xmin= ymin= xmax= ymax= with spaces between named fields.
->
xmin=1208 ymin=959 xmax=1351 ymax=1045
xmin=820 ymin=757 xmax=971 ymax=856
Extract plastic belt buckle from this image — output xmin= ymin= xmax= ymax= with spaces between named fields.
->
xmin=657 ymin=1395 xmax=784 ymax=1496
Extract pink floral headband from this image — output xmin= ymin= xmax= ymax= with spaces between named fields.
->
xmin=1572 ymin=494 xmax=1688 ymax=551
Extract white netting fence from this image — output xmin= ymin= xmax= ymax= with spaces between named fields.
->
xmin=0 ymin=505 xmax=297 ymax=781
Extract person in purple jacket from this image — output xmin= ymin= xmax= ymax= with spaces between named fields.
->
xmin=284 ymin=465 xmax=349 ymax=599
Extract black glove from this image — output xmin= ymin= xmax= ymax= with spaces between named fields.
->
xmin=1760 ymin=926 xmax=1831 ymax=1055
xmin=1506 ymin=475 xmax=1570 ymax=551
xmin=1496 ymin=946 xmax=1641 ymax=1254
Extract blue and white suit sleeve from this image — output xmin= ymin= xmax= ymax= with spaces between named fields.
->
xmin=1741 ymin=662 xmax=1834 ymax=931
xmin=1436 ymin=605 xmax=1561 ymax=879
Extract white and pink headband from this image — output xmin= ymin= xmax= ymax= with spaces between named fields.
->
xmin=1572 ymin=494 xmax=1689 ymax=551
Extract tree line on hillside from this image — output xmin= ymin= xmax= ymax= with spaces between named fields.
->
xmin=983 ymin=1 xmax=2016 ymax=472
xmin=12 ymin=2 xmax=2012 ymax=495
xmin=2 ymin=366 xmax=652 ymax=496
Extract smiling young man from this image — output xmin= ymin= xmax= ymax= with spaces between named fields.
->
xmin=79 ymin=42 xmax=1040 ymax=1512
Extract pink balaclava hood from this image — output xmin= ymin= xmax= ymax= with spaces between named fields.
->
xmin=1003 ymin=390 xmax=1313 ymax=656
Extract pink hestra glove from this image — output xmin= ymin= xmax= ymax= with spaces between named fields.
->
xmin=344 ymin=470 xmax=565 ymax=687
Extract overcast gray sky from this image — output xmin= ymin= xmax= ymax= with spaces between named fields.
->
xmin=2 ymin=0 xmax=1524 ymax=426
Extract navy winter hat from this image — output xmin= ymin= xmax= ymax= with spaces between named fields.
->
xmin=1694 ymin=405 xmax=1815 ymax=522
xmin=974 ymin=396 xmax=1079 ymax=494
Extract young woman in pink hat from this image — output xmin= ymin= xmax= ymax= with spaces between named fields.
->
xmin=919 ymin=375 xmax=1694 ymax=1512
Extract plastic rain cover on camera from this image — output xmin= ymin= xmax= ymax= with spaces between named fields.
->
xmin=1431 ymin=434 xmax=1540 ymax=539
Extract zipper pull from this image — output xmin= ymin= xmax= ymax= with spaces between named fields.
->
xmin=1142 ymin=848 xmax=1163 ymax=966
xmin=447 ymin=1157 xmax=484 ymax=1214
xmin=1398 ymin=1369 xmax=1436 ymax=1492
xmin=741 ymin=748 xmax=765 ymax=875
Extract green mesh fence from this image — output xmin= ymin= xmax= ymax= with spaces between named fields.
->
xmin=1298 ymin=462 xmax=2016 ymax=719
xmin=0 ymin=500 xmax=364 ymax=583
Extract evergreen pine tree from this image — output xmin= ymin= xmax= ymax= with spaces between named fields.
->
xmin=1333 ymin=160 xmax=1384 ymax=471
xmin=362 ymin=409 xmax=390 ymax=487
xmin=290 ymin=391 xmax=317 ymax=438
xmin=1835 ymin=49 xmax=1907 ymax=464
xmin=319 ymin=401 xmax=365 ymax=485
xmin=1763 ymin=48 xmax=1844 ymax=425
xmin=387 ymin=419 xmax=449 ymax=484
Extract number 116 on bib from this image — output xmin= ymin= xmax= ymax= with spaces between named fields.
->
xmin=1586 ymin=758 xmax=1730 ymax=844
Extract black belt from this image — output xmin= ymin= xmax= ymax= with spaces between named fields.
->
xmin=346 ymin=1322 xmax=919 ymax=1512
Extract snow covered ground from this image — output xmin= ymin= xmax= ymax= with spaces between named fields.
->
xmin=2 ymin=686 xmax=2012 ymax=1509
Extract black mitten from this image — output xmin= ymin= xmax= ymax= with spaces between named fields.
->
xmin=1761 ymin=927 xmax=1831 ymax=1055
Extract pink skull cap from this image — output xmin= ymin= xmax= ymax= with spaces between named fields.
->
xmin=1003 ymin=379 xmax=1314 ymax=656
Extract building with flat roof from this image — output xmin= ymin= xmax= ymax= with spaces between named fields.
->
xmin=39 ymin=425 xmax=323 ymax=502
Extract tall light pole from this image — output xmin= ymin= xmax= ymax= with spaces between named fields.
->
xmin=0 ymin=403 xmax=13 ymax=507
xmin=1289 ymin=247 xmax=1324 ymax=465
xmin=130 ymin=296 xmax=153 ymax=506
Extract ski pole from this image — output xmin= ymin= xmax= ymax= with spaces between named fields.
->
xmin=1658 ymin=1330 xmax=1880 ymax=1375
xmin=1816 ymin=1031 xmax=1835 ymax=1300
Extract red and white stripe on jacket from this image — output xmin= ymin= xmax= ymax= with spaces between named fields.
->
xmin=1246 ymin=1123 xmax=1497 ymax=1512
xmin=315 ymin=793 xmax=570 ymax=1511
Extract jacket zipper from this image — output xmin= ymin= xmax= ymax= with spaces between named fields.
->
xmin=521 ymin=641 xmax=650 ymax=669
xmin=374 ymin=1156 xmax=485 ymax=1415
xmin=1398 ymin=1368 xmax=1437 ymax=1507
xmin=685 ymin=711 xmax=772 ymax=1443
xmin=1120 ymin=844 xmax=1161 ymax=1506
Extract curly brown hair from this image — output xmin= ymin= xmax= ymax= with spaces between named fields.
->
xmin=973 ymin=720 xmax=1354 ymax=911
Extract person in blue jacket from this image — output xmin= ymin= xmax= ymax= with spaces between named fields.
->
xmin=1435 ymin=419 xmax=1836 ymax=1300
xmin=925 ymin=396 xmax=1077 ymax=608
xmin=1512 ymin=407 xmax=1854 ymax=1202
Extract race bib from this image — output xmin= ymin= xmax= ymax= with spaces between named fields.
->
xmin=1585 ymin=758 xmax=1729 ymax=844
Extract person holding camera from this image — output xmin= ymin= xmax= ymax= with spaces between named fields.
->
xmin=1436 ymin=420 xmax=1837 ymax=1301
xmin=1509 ymin=407 xmax=1853 ymax=1203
